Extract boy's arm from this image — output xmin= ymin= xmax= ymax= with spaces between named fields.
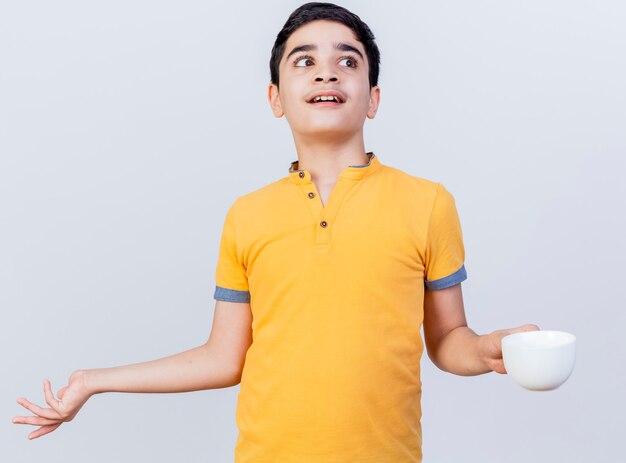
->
xmin=423 ymin=284 xmax=539 ymax=376
xmin=13 ymin=300 xmax=253 ymax=439
xmin=86 ymin=299 xmax=253 ymax=393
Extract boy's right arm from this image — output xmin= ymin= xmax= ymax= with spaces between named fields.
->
xmin=13 ymin=300 xmax=253 ymax=439
xmin=86 ymin=299 xmax=253 ymax=394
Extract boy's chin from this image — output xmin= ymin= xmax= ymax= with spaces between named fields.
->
xmin=295 ymin=125 xmax=358 ymax=141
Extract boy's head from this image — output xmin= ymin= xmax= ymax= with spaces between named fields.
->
xmin=269 ymin=2 xmax=381 ymax=90
xmin=268 ymin=2 xmax=381 ymax=139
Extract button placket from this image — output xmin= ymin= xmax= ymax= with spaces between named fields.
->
xmin=290 ymin=165 xmax=364 ymax=249
xmin=315 ymin=214 xmax=331 ymax=248
xmin=295 ymin=178 xmax=325 ymax=233
xmin=287 ymin=153 xmax=381 ymax=251
xmin=313 ymin=179 xmax=358 ymax=248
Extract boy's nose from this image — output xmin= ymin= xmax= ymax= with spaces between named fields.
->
xmin=313 ymin=60 xmax=339 ymax=83
xmin=315 ymin=75 xmax=338 ymax=83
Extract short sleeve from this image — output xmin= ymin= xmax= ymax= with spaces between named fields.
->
xmin=213 ymin=200 xmax=251 ymax=302
xmin=424 ymin=183 xmax=468 ymax=290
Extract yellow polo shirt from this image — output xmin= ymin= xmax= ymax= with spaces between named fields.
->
xmin=213 ymin=152 xmax=467 ymax=463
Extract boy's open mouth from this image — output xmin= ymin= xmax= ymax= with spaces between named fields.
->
xmin=308 ymin=96 xmax=343 ymax=104
xmin=306 ymin=92 xmax=345 ymax=105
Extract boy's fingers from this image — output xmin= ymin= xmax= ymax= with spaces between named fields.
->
xmin=58 ymin=386 xmax=68 ymax=400
xmin=43 ymin=380 xmax=62 ymax=414
xmin=13 ymin=415 xmax=61 ymax=426
xmin=28 ymin=423 xmax=62 ymax=440
xmin=17 ymin=398 xmax=61 ymax=420
xmin=493 ymin=324 xmax=541 ymax=349
xmin=483 ymin=353 xmax=507 ymax=374
xmin=503 ymin=324 xmax=541 ymax=338
xmin=493 ymin=360 xmax=507 ymax=374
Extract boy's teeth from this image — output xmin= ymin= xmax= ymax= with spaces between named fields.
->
xmin=313 ymin=96 xmax=339 ymax=102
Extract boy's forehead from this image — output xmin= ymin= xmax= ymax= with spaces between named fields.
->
xmin=283 ymin=20 xmax=365 ymax=62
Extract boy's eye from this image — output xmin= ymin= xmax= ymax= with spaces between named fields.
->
xmin=338 ymin=57 xmax=358 ymax=68
xmin=294 ymin=56 xmax=314 ymax=67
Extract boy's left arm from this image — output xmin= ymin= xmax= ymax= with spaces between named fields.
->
xmin=423 ymin=284 xmax=540 ymax=376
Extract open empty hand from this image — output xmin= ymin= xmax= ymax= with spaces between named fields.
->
xmin=12 ymin=370 xmax=92 ymax=440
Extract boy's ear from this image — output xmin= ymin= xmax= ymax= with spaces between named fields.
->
xmin=268 ymin=83 xmax=284 ymax=118
xmin=367 ymin=85 xmax=381 ymax=119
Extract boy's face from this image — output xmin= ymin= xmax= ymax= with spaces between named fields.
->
xmin=269 ymin=20 xmax=380 ymax=142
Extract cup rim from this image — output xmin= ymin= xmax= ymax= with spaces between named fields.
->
xmin=502 ymin=330 xmax=576 ymax=349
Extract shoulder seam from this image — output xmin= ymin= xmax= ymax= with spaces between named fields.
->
xmin=424 ymin=182 xmax=443 ymax=270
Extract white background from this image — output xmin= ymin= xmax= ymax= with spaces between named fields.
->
xmin=2 ymin=1 xmax=625 ymax=461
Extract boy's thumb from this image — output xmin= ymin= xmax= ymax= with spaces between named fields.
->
xmin=507 ymin=324 xmax=541 ymax=336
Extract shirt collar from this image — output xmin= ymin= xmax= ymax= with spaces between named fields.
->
xmin=288 ymin=151 xmax=381 ymax=184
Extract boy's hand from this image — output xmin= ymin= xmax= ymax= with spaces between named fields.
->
xmin=479 ymin=324 xmax=541 ymax=374
xmin=12 ymin=370 xmax=93 ymax=440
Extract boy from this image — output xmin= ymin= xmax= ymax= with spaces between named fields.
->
xmin=13 ymin=2 xmax=539 ymax=462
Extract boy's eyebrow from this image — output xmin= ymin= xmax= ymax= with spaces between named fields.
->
xmin=285 ymin=42 xmax=365 ymax=61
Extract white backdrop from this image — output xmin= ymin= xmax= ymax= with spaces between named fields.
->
xmin=2 ymin=1 xmax=625 ymax=461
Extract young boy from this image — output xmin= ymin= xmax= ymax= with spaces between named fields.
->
xmin=13 ymin=2 xmax=539 ymax=462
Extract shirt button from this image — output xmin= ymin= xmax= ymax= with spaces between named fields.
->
xmin=308 ymin=192 xmax=315 ymax=199
xmin=320 ymin=220 xmax=327 ymax=228
xmin=299 ymin=172 xmax=305 ymax=178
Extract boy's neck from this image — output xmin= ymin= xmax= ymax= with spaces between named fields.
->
xmin=293 ymin=132 xmax=369 ymax=186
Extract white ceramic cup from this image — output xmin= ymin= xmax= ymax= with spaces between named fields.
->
xmin=501 ymin=330 xmax=576 ymax=391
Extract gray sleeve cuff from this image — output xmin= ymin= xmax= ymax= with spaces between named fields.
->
xmin=214 ymin=286 xmax=251 ymax=302
xmin=425 ymin=264 xmax=467 ymax=290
